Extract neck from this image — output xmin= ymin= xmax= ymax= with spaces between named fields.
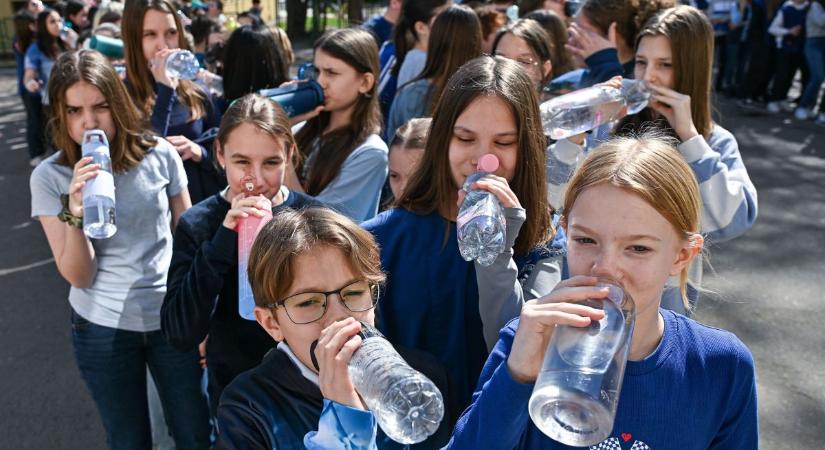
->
xmin=384 ymin=9 xmax=400 ymax=24
xmin=326 ymin=105 xmax=355 ymax=134
xmin=618 ymin=45 xmax=634 ymax=65
xmin=627 ymin=304 xmax=664 ymax=361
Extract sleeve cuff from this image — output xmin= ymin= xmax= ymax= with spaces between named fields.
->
xmin=503 ymin=207 xmax=526 ymax=248
xmin=677 ymin=134 xmax=713 ymax=163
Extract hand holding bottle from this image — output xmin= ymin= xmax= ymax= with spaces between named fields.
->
xmin=315 ymin=318 xmax=367 ymax=410
xmin=506 ymin=276 xmax=608 ymax=384
xmin=222 ymin=192 xmax=271 ymax=230
xmin=648 ymin=83 xmax=698 ymax=141
xmin=68 ymin=157 xmax=101 ymax=217
xmin=456 ymin=173 xmax=521 ymax=210
xmin=150 ymin=48 xmax=179 ymax=89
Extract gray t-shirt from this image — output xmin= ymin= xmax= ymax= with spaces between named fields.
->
xmin=30 ymin=139 xmax=187 ymax=332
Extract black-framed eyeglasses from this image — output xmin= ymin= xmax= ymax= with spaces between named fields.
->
xmin=263 ymin=280 xmax=379 ymax=324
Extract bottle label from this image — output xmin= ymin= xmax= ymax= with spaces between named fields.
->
xmin=83 ymin=171 xmax=115 ymax=202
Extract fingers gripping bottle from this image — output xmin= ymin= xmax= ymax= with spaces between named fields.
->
xmin=528 ymin=278 xmax=636 ymax=446
xmin=236 ymin=175 xmax=272 ymax=320
xmin=457 ymin=154 xmax=507 ymax=267
xmin=81 ymin=130 xmax=117 ymax=239
xmin=311 ymin=322 xmax=445 ymax=444
xmin=539 ymin=79 xmax=651 ymax=140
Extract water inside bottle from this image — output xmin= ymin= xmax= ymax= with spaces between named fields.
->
xmin=622 ymin=80 xmax=651 ymax=115
xmin=83 ymin=196 xmax=117 ymax=239
xmin=542 ymin=99 xmax=625 ymax=140
xmin=528 ymin=378 xmax=615 ymax=446
xmin=376 ymin=377 xmax=444 ymax=444
xmin=165 ymin=50 xmax=200 ymax=80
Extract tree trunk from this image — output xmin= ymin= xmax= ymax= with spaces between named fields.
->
xmin=286 ymin=0 xmax=308 ymax=39
xmin=348 ymin=0 xmax=364 ymax=25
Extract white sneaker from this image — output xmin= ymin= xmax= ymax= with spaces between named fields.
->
xmin=816 ymin=113 xmax=825 ymax=126
xmin=794 ymin=107 xmax=813 ymax=120
xmin=767 ymin=101 xmax=782 ymax=113
xmin=29 ymin=156 xmax=43 ymax=167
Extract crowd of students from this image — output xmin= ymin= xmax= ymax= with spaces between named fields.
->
xmin=17 ymin=0 xmax=766 ymax=448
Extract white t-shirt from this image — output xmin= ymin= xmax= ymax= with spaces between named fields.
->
xmin=30 ymin=138 xmax=188 ymax=332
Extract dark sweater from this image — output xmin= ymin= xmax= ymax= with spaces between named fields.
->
xmin=216 ymin=345 xmax=452 ymax=450
xmin=161 ymin=189 xmax=320 ymax=413
xmin=579 ymin=48 xmax=635 ymax=88
xmin=151 ymin=83 xmax=226 ymax=204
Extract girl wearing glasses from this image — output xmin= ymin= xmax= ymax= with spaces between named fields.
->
xmin=215 ymin=207 xmax=451 ymax=449
xmin=162 ymin=94 xmax=319 ymax=416
xmin=121 ymin=0 xmax=225 ymax=204
xmin=386 ymin=5 xmax=482 ymax=142
xmin=492 ymin=18 xmax=555 ymax=94
xmin=363 ymin=56 xmax=560 ymax=422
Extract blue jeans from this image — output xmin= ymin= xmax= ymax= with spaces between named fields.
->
xmin=800 ymin=37 xmax=825 ymax=109
xmin=71 ymin=310 xmax=211 ymax=450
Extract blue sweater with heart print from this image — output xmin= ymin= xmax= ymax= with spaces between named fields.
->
xmin=443 ymin=309 xmax=758 ymax=450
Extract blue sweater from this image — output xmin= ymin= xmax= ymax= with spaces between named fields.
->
xmin=446 ymin=309 xmax=758 ymax=449
xmin=362 ymin=208 xmax=550 ymax=420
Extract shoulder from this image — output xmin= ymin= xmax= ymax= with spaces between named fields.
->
xmin=31 ymin=153 xmax=71 ymax=189
xmin=707 ymin=124 xmax=741 ymax=154
xmin=25 ymin=43 xmax=40 ymax=57
xmin=283 ymin=190 xmax=323 ymax=209
xmin=181 ymin=193 xmax=225 ymax=223
xmin=669 ymin=311 xmax=755 ymax=373
xmin=353 ymin=134 xmax=389 ymax=155
xmin=361 ymin=207 xmax=416 ymax=232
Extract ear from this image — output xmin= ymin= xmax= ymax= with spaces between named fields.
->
xmin=359 ymin=71 xmax=376 ymax=95
xmin=254 ymin=306 xmax=284 ymax=342
xmin=669 ymin=233 xmax=704 ymax=276
xmin=414 ymin=20 xmax=430 ymax=40
xmin=542 ymin=59 xmax=554 ymax=81
xmin=215 ymin=139 xmax=226 ymax=169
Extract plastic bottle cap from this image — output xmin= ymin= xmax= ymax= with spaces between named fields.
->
xmin=477 ymin=154 xmax=499 ymax=173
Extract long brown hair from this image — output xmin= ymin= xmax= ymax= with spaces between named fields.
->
xmin=294 ymin=28 xmax=382 ymax=196
xmin=523 ymin=10 xmax=576 ymax=77
xmin=392 ymin=0 xmax=448 ymax=78
xmin=399 ymin=56 xmax=553 ymax=256
xmin=616 ymin=5 xmax=714 ymax=139
xmin=48 ymin=50 xmax=156 ymax=173
xmin=122 ymin=0 xmax=206 ymax=121
xmin=411 ymin=4 xmax=482 ymax=114
xmin=563 ymin=135 xmax=702 ymax=309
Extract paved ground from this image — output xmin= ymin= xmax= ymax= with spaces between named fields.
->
xmin=0 ymin=66 xmax=822 ymax=448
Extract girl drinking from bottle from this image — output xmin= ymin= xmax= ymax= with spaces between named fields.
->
xmin=122 ymin=0 xmax=224 ymax=204
xmin=289 ymin=28 xmax=388 ymax=222
xmin=216 ymin=207 xmax=451 ymax=449
xmin=162 ymin=94 xmax=319 ymax=416
xmin=445 ymin=135 xmax=758 ymax=450
xmin=362 ymin=56 xmax=561 ymax=421
xmin=29 ymin=49 xmax=211 ymax=449
xmin=555 ymin=5 xmax=758 ymax=312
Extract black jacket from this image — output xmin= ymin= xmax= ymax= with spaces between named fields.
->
xmin=161 ymin=190 xmax=320 ymax=413
xmin=215 ymin=345 xmax=453 ymax=450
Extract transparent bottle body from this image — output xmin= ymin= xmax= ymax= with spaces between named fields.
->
xmin=457 ymin=172 xmax=506 ymax=267
xmin=82 ymin=131 xmax=116 ymax=239
xmin=528 ymin=280 xmax=635 ymax=446
xmin=540 ymin=80 xmax=650 ymax=140
xmin=236 ymin=177 xmax=272 ymax=321
xmin=165 ymin=50 xmax=200 ymax=80
xmin=348 ymin=336 xmax=445 ymax=444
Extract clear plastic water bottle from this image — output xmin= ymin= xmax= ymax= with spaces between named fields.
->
xmin=540 ymin=80 xmax=650 ymax=140
xmin=545 ymin=143 xmax=584 ymax=211
xmin=528 ymin=278 xmax=636 ymax=447
xmin=165 ymin=49 xmax=201 ymax=80
xmin=347 ymin=322 xmax=445 ymax=444
xmin=81 ymin=130 xmax=117 ymax=239
xmin=457 ymin=154 xmax=507 ymax=267
xmin=237 ymin=175 xmax=272 ymax=321
xmin=196 ymin=70 xmax=224 ymax=97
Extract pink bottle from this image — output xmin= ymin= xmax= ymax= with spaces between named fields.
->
xmin=237 ymin=175 xmax=272 ymax=320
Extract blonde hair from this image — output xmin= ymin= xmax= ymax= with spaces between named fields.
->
xmin=248 ymin=207 xmax=386 ymax=308
xmin=562 ymin=135 xmax=702 ymax=309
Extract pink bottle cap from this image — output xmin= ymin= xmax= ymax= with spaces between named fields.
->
xmin=477 ymin=154 xmax=499 ymax=173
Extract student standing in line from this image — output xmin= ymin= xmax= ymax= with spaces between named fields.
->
xmin=162 ymin=94 xmax=320 ymax=416
xmin=363 ymin=56 xmax=561 ymax=422
xmin=122 ymin=0 xmax=225 ymax=204
xmin=288 ymin=28 xmax=389 ymax=222
xmin=30 ymin=49 xmax=211 ymax=450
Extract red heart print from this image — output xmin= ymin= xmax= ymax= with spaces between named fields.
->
xmin=621 ymin=433 xmax=632 ymax=442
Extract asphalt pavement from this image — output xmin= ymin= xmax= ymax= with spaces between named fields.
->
xmin=0 ymin=67 xmax=822 ymax=448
